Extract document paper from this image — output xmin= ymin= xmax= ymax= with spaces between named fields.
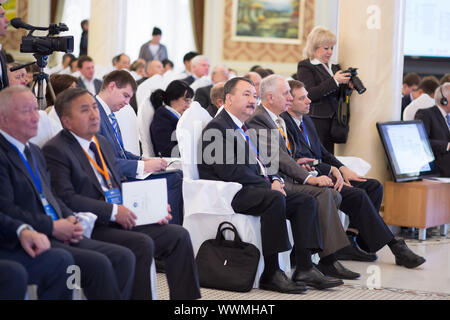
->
xmin=122 ymin=179 xmax=168 ymax=226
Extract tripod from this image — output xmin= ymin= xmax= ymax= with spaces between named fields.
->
xmin=10 ymin=54 xmax=56 ymax=110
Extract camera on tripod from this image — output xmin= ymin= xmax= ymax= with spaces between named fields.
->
xmin=9 ymin=18 xmax=74 ymax=109
xmin=343 ymin=67 xmax=366 ymax=94
xmin=11 ymin=18 xmax=74 ymax=56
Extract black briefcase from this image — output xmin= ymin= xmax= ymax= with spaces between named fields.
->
xmin=196 ymin=221 xmax=260 ymax=292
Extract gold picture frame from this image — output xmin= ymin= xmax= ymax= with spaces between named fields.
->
xmin=231 ymin=0 xmax=305 ymax=45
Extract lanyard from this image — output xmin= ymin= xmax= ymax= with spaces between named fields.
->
xmin=235 ymin=124 xmax=268 ymax=177
xmin=83 ymin=136 xmax=114 ymax=189
xmin=235 ymin=124 xmax=259 ymax=156
xmin=275 ymin=123 xmax=292 ymax=152
xmin=13 ymin=145 xmax=43 ymax=194
xmin=300 ymin=120 xmax=311 ymax=147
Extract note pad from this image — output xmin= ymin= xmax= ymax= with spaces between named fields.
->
xmin=122 ymin=179 xmax=168 ymax=226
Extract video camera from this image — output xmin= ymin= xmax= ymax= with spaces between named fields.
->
xmin=10 ymin=18 xmax=74 ymax=56
xmin=343 ymin=67 xmax=366 ymax=94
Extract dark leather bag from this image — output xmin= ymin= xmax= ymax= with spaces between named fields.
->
xmin=196 ymin=221 xmax=260 ymax=292
xmin=330 ymin=86 xmax=351 ymax=144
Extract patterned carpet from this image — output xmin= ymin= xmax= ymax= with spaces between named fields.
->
xmin=156 ymin=231 xmax=450 ymax=301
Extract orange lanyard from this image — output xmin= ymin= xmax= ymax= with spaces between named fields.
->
xmin=276 ymin=124 xmax=292 ymax=152
xmin=83 ymin=136 xmax=113 ymax=189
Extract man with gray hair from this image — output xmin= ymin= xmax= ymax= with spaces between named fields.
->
xmin=247 ymin=75 xmax=363 ymax=287
xmin=0 ymin=86 xmax=136 ymax=299
xmin=194 ymin=65 xmax=230 ymax=109
xmin=182 ymin=55 xmax=210 ymax=86
xmin=415 ymin=83 xmax=450 ymax=176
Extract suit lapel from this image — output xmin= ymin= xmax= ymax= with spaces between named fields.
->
xmin=432 ymin=106 xmax=450 ymax=139
xmin=0 ymin=135 xmax=62 ymax=217
xmin=95 ymin=134 xmax=122 ymax=189
xmin=0 ymin=50 xmax=9 ymax=89
xmin=303 ymin=116 xmax=322 ymax=156
xmin=61 ymin=129 xmax=105 ymax=195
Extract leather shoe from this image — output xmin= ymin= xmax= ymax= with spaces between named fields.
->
xmin=292 ymin=266 xmax=343 ymax=290
xmin=390 ymin=239 xmax=426 ymax=269
xmin=259 ymin=269 xmax=307 ymax=294
xmin=317 ymin=261 xmax=360 ymax=280
xmin=336 ymin=235 xmax=378 ymax=262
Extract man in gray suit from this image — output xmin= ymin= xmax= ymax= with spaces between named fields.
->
xmin=246 ymin=74 xmax=361 ymax=281
xmin=138 ymin=27 xmax=168 ymax=63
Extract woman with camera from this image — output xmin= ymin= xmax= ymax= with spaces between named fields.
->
xmin=297 ymin=26 xmax=353 ymax=154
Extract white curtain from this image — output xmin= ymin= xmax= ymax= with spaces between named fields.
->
xmin=60 ymin=0 xmax=91 ymax=57
xmin=125 ymin=0 xmax=196 ymax=73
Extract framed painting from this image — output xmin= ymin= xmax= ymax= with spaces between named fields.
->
xmin=231 ymin=0 xmax=305 ymax=45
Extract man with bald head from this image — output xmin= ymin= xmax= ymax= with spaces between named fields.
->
xmin=194 ymin=65 xmax=229 ymax=109
xmin=206 ymin=81 xmax=225 ymax=117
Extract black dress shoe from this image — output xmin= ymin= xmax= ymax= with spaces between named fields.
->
xmin=259 ymin=269 xmax=307 ymax=294
xmin=336 ymin=235 xmax=378 ymax=262
xmin=317 ymin=261 xmax=360 ymax=280
xmin=390 ymin=239 xmax=426 ymax=269
xmin=292 ymin=266 xmax=343 ymax=290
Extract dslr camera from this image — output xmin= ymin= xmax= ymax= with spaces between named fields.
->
xmin=343 ymin=67 xmax=366 ymax=94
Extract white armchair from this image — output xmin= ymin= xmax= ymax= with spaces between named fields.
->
xmin=176 ymin=103 xmax=291 ymax=288
xmin=137 ymin=98 xmax=156 ymax=158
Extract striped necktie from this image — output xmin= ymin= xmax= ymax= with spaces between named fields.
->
xmin=275 ymin=117 xmax=291 ymax=152
xmin=108 ymin=113 xmax=123 ymax=147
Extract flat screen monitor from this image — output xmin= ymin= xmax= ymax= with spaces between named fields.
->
xmin=376 ymin=121 xmax=439 ymax=182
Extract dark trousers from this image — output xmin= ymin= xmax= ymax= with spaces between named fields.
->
xmin=311 ymin=117 xmax=334 ymax=154
xmin=51 ymin=238 xmax=135 ymax=300
xmin=231 ymin=187 xmax=322 ymax=257
xmin=92 ymin=223 xmax=201 ymax=300
xmin=0 ymin=248 xmax=73 ymax=300
xmin=130 ymin=169 xmax=184 ymax=225
xmin=339 ymin=179 xmax=394 ymax=252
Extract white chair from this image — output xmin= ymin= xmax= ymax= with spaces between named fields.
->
xmin=176 ymin=102 xmax=291 ymax=288
xmin=115 ymin=104 xmax=140 ymax=155
xmin=136 ymin=74 xmax=166 ymax=112
xmin=137 ymin=98 xmax=156 ymax=158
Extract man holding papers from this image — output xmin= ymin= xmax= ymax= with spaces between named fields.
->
xmin=42 ymin=88 xmax=200 ymax=300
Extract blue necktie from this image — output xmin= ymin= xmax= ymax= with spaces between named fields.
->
xmin=446 ymin=114 xmax=450 ymax=127
xmin=109 ymin=113 xmax=124 ymax=149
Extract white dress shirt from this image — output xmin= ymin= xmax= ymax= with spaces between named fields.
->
xmin=80 ymin=75 xmax=97 ymax=95
xmin=69 ymin=131 xmax=118 ymax=221
xmin=96 ymin=96 xmax=145 ymax=177
xmin=224 ymin=109 xmax=267 ymax=177
xmin=260 ymin=106 xmax=314 ymax=183
xmin=310 ymin=58 xmax=339 ymax=87
xmin=403 ymin=93 xmax=435 ymax=121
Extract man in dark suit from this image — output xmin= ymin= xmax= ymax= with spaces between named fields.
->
xmin=0 ymin=211 xmax=73 ymax=300
xmin=194 ymin=65 xmax=229 ymax=109
xmin=0 ymin=86 xmax=136 ymax=299
xmin=281 ymin=80 xmax=426 ymax=270
xmin=247 ymin=75 xmax=365 ymax=282
xmin=199 ymin=77 xmax=340 ymax=293
xmin=414 ymin=83 xmax=450 ymax=177
xmin=76 ymin=56 xmax=102 ymax=95
xmin=0 ymin=4 xmax=9 ymax=91
xmin=205 ymin=82 xmax=225 ymax=118
xmin=95 ymin=70 xmax=184 ymax=225
xmin=42 ymin=87 xmax=200 ymax=300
